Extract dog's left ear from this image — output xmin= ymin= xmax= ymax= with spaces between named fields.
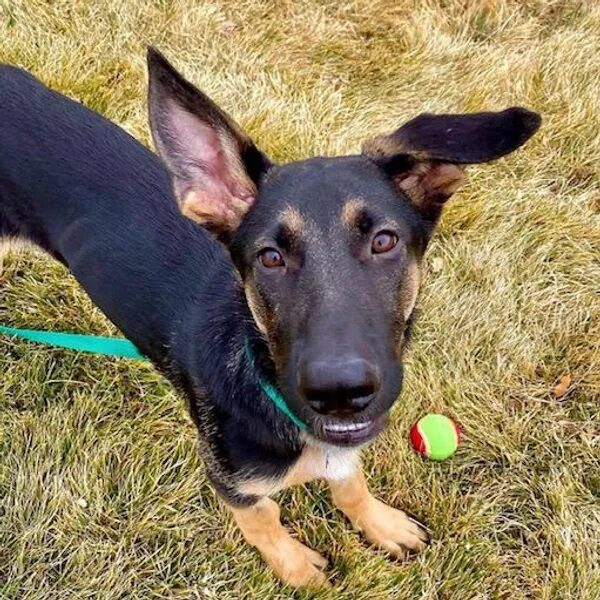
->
xmin=362 ymin=107 xmax=541 ymax=221
xmin=147 ymin=47 xmax=272 ymax=235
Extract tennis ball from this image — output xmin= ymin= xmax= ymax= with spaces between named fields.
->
xmin=410 ymin=414 xmax=460 ymax=461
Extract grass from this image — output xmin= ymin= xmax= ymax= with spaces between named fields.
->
xmin=1 ymin=0 xmax=599 ymax=598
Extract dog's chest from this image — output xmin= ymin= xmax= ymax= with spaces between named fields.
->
xmin=288 ymin=443 xmax=360 ymax=485
xmin=240 ymin=443 xmax=360 ymax=497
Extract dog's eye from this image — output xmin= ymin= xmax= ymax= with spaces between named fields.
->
xmin=258 ymin=248 xmax=285 ymax=269
xmin=372 ymin=231 xmax=398 ymax=254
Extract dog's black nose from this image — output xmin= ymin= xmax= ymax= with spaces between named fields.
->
xmin=300 ymin=357 xmax=380 ymax=416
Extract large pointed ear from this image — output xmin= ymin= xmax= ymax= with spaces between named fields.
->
xmin=362 ymin=108 xmax=541 ymax=221
xmin=147 ymin=47 xmax=272 ymax=235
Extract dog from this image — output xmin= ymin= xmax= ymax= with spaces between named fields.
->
xmin=0 ymin=48 xmax=540 ymax=587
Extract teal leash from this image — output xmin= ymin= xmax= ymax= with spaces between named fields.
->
xmin=0 ymin=325 xmax=146 ymax=359
xmin=244 ymin=340 xmax=307 ymax=430
xmin=0 ymin=324 xmax=306 ymax=430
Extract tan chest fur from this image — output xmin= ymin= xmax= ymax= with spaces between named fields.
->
xmin=240 ymin=442 xmax=360 ymax=497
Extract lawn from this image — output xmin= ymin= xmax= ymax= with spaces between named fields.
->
xmin=1 ymin=1 xmax=599 ymax=598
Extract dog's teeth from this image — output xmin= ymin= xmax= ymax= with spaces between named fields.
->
xmin=326 ymin=421 xmax=371 ymax=433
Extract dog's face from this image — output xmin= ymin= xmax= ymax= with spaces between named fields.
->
xmin=147 ymin=48 xmax=540 ymax=446
xmin=229 ymin=157 xmax=424 ymax=444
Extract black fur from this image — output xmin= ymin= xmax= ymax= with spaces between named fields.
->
xmin=0 ymin=66 xmax=300 ymax=505
xmin=373 ymin=107 xmax=541 ymax=164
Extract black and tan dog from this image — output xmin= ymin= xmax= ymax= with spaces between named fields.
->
xmin=0 ymin=49 xmax=540 ymax=587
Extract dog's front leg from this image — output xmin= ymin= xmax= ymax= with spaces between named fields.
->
xmin=328 ymin=468 xmax=429 ymax=559
xmin=229 ymin=497 xmax=328 ymax=587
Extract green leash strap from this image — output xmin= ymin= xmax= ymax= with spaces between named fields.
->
xmin=0 ymin=325 xmax=147 ymax=360
xmin=244 ymin=340 xmax=307 ymax=430
xmin=261 ymin=378 xmax=307 ymax=430
xmin=0 ymin=325 xmax=307 ymax=430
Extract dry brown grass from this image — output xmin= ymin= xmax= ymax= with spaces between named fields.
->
xmin=1 ymin=1 xmax=599 ymax=598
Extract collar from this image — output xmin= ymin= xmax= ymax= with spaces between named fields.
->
xmin=243 ymin=338 xmax=307 ymax=430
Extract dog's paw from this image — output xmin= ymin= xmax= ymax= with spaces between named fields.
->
xmin=259 ymin=532 xmax=329 ymax=588
xmin=353 ymin=498 xmax=429 ymax=559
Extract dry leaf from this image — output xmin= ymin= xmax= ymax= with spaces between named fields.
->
xmin=220 ymin=20 xmax=237 ymax=37
xmin=553 ymin=374 xmax=571 ymax=399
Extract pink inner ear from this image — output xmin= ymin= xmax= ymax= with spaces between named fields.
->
xmin=170 ymin=103 xmax=231 ymax=190
xmin=168 ymin=101 xmax=256 ymax=229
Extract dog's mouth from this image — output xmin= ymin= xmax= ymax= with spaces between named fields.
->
xmin=316 ymin=413 xmax=388 ymax=446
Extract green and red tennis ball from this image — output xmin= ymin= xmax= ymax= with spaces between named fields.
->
xmin=410 ymin=414 xmax=460 ymax=461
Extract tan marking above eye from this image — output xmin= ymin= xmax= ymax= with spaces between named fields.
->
xmin=341 ymin=199 xmax=367 ymax=228
xmin=279 ymin=206 xmax=305 ymax=235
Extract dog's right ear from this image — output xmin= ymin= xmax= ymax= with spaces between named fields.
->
xmin=147 ymin=47 xmax=272 ymax=236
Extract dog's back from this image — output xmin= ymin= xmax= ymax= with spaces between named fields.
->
xmin=0 ymin=66 xmax=163 ymax=244
xmin=0 ymin=66 xmax=234 ymax=363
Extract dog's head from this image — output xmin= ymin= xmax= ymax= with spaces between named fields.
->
xmin=147 ymin=48 xmax=540 ymax=447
